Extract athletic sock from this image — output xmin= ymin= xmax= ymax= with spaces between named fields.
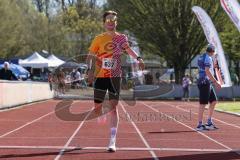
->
xmin=207 ymin=118 xmax=213 ymax=125
xmin=198 ymin=121 xmax=203 ymax=127
xmin=110 ymin=127 xmax=117 ymax=139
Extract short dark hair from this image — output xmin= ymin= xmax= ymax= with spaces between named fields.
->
xmin=103 ymin=10 xmax=117 ymax=22
xmin=206 ymin=44 xmax=215 ymax=53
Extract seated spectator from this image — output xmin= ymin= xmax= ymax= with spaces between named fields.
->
xmin=0 ymin=62 xmax=17 ymax=80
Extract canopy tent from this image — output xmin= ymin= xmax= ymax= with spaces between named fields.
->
xmin=47 ymin=54 xmax=65 ymax=67
xmin=19 ymin=52 xmax=50 ymax=68
xmin=59 ymin=62 xmax=87 ymax=69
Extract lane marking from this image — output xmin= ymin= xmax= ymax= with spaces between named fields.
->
xmin=184 ymin=102 xmax=240 ymax=129
xmin=150 ymin=101 xmax=240 ymax=129
xmin=0 ymin=112 xmax=54 ymax=138
xmin=141 ymin=102 xmax=232 ymax=150
xmin=0 ymin=145 xmax=233 ymax=152
xmin=0 ymin=101 xmax=73 ymax=138
xmin=0 ymin=99 xmax=53 ymax=112
xmin=120 ymin=102 xmax=159 ymax=160
xmin=54 ymin=107 xmax=93 ymax=160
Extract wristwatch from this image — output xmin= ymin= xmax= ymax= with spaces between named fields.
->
xmin=137 ymin=56 xmax=142 ymax=61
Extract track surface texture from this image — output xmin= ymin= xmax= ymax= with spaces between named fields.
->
xmin=0 ymin=100 xmax=239 ymax=160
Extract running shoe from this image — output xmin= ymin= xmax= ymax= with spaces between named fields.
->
xmin=196 ymin=124 xmax=209 ymax=131
xmin=205 ymin=123 xmax=219 ymax=130
xmin=107 ymin=137 xmax=116 ymax=152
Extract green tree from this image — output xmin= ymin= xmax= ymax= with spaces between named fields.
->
xmin=0 ymin=0 xmax=103 ymax=61
xmin=0 ymin=0 xmax=25 ymax=58
xmin=0 ymin=0 xmax=50 ymax=58
xmin=107 ymin=0 xmax=227 ymax=83
xmin=60 ymin=1 xmax=103 ymax=61
xmin=220 ymin=21 xmax=240 ymax=77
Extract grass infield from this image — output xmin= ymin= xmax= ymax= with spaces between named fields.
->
xmin=217 ymin=102 xmax=240 ymax=114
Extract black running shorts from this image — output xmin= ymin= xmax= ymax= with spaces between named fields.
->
xmin=198 ymin=80 xmax=217 ymax=104
xmin=94 ymin=77 xmax=121 ymax=103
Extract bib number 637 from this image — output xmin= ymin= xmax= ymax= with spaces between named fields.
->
xmin=103 ymin=58 xmax=115 ymax=69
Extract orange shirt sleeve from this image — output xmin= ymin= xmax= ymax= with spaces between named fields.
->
xmin=89 ymin=36 xmax=99 ymax=54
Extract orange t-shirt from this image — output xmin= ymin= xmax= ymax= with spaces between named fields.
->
xmin=89 ymin=32 xmax=128 ymax=78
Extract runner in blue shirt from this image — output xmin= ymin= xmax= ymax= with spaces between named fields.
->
xmin=196 ymin=44 xmax=221 ymax=131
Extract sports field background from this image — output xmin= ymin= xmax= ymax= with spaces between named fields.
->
xmin=217 ymin=102 xmax=240 ymax=114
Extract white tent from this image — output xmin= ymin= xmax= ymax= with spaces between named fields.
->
xmin=47 ymin=54 xmax=65 ymax=67
xmin=19 ymin=52 xmax=50 ymax=68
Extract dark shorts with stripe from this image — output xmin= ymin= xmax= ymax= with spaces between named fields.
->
xmin=198 ymin=80 xmax=217 ymax=104
xmin=94 ymin=77 xmax=121 ymax=103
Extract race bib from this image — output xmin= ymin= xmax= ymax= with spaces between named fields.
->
xmin=102 ymin=58 xmax=115 ymax=69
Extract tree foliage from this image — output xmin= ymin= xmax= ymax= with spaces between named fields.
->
xmin=0 ymin=0 xmax=28 ymax=58
xmin=0 ymin=0 xmax=103 ymax=62
xmin=1 ymin=0 xmax=238 ymax=82
xmin=106 ymin=0 xmax=228 ymax=83
xmin=61 ymin=1 xmax=103 ymax=59
xmin=220 ymin=21 xmax=240 ymax=61
xmin=220 ymin=20 xmax=240 ymax=77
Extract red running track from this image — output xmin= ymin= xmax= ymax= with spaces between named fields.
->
xmin=0 ymin=99 xmax=239 ymax=160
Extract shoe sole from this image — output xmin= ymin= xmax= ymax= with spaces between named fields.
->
xmin=196 ymin=128 xmax=209 ymax=131
xmin=205 ymin=127 xmax=218 ymax=130
xmin=107 ymin=148 xmax=116 ymax=152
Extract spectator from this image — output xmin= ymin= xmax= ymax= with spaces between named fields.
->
xmin=155 ymin=72 xmax=160 ymax=84
xmin=52 ymin=72 xmax=59 ymax=96
xmin=0 ymin=62 xmax=17 ymax=80
xmin=80 ymin=69 xmax=88 ymax=89
xmin=48 ymin=73 xmax=53 ymax=91
xmin=234 ymin=73 xmax=239 ymax=85
xmin=70 ymin=69 xmax=76 ymax=88
xmin=74 ymin=69 xmax=82 ymax=88
xmin=56 ymin=68 xmax=65 ymax=94
xmin=182 ymin=74 xmax=191 ymax=101
xmin=121 ymin=71 xmax=128 ymax=89
xmin=145 ymin=73 xmax=153 ymax=84
xmin=70 ymin=69 xmax=76 ymax=81
xmin=230 ymin=72 xmax=239 ymax=85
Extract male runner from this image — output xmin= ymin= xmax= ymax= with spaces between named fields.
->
xmin=86 ymin=10 xmax=144 ymax=152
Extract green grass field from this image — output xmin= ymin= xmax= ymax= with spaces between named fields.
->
xmin=217 ymin=102 xmax=240 ymax=114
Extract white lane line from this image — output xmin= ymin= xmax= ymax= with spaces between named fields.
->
xmin=0 ymin=145 xmax=233 ymax=152
xmin=183 ymin=103 xmax=240 ymax=129
xmin=175 ymin=104 xmax=240 ymax=129
xmin=54 ymin=107 xmax=93 ymax=160
xmin=0 ymin=112 xmax=53 ymax=138
xmin=75 ymin=147 xmax=232 ymax=152
xmin=0 ymin=145 xmax=68 ymax=149
xmin=0 ymin=99 xmax=52 ymax=112
xmin=141 ymin=102 xmax=232 ymax=150
xmin=120 ymin=102 xmax=159 ymax=160
xmin=0 ymin=101 xmax=73 ymax=138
